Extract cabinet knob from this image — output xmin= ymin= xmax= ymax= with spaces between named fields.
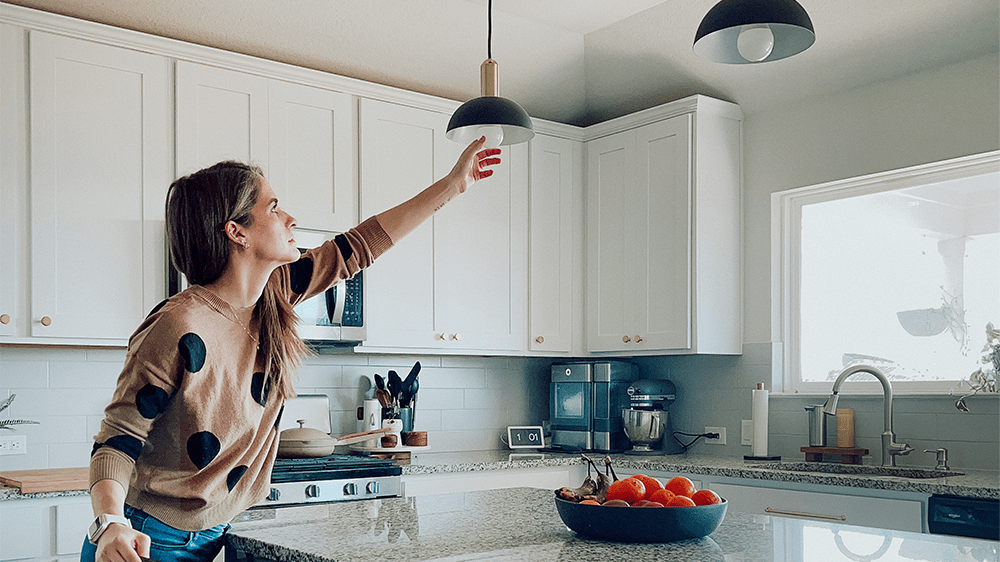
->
xmin=622 ymin=335 xmax=631 ymax=343
xmin=635 ymin=335 xmax=643 ymax=343
xmin=40 ymin=316 xmax=52 ymax=326
xmin=451 ymin=333 xmax=462 ymax=341
xmin=435 ymin=333 xmax=446 ymax=340
xmin=535 ymin=336 xmax=544 ymax=344
xmin=0 ymin=314 xmax=9 ymax=325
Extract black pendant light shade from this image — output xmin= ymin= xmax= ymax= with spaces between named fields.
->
xmin=446 ymin=0 xmax=533 ymax=146
xmin=446 ymin=60 xmax=534 ymax=146
xmin=694 ymin=0 xmax=815 ymax=64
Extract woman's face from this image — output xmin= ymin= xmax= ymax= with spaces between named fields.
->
xmin=243 ymin=177 xmax=300 ymax=266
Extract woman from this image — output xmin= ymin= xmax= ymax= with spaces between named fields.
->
xmin=82 ymin=138 xmax=500 ymax=562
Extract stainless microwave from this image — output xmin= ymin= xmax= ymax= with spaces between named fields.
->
xmin=167 ymin=228 xmax=365 ymax=346
xmin=291 ymin=229 xmax=365 ymax=346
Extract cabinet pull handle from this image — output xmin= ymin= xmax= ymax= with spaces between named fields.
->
xmin=765 ymin=507 xmax=846 ymax=522
xmin=622 ymin=335 xmax=631 ymax=343
xmin=635 ymin=335 xmax=643 ymax=343
xmin=535 ymin=336 xmax=544 ymax=344
xmin=0 ymin=314 xmax=9 ymax=325
xmin=39 ymin=316 xmax=52 ymax=326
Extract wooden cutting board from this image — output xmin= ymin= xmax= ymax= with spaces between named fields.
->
xmin=0 ymin=467 xmax=89 ymax=493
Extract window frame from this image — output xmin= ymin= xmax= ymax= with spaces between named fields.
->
xmin=771 ymin=151 xmax=1000 ymax=395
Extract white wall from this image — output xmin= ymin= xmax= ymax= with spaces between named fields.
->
xmin=741 ymin=53 xmax=1000 ymax=344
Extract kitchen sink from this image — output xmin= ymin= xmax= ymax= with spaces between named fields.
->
xmin=749 ymin=461 xmax=964 ymax=479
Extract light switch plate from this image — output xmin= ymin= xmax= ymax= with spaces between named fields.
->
xmin=741 ymin=420 xmax=753 ymax=446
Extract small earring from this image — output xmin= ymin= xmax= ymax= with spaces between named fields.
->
xmin=242 ymin=241 xmax=250 ymax=249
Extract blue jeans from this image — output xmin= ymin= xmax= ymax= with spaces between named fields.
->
xmin=81 ymin=505 xmax=229 ymax=562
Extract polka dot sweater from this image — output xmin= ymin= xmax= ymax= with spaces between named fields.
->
xmin=89 ymin=216 xmax=393 ymax=532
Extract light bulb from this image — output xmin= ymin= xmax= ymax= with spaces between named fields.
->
xmin=477 ymin=126 xmax=504 ymax=148
xmin=737 ymin=25 xmax=774 ymax=62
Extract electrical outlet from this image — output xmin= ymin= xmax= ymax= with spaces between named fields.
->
xmin=741 ymin=420 xmax=753 ymax=446
xmin=704 ymin=426 xmax=726 ymax=445
xmin=0 ymin=434 xmax=27 ymax=455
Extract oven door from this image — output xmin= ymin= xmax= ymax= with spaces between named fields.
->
xmin=292 ymin=229 xmax=365 ymax=345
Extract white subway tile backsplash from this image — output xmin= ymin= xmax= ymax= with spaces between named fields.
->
xmin=418 ymin=366 xmax=487 ymax=389
xmin=49 ymin=360 xmax=121 ymax=388
xmin=0 ymin=360 xmax=48 ymax=388
xmin=416 ymin=388 xmax=465 ymax=410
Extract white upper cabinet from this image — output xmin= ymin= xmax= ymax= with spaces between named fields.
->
xmin=27 ymin=31 xmax=172 ymax=340
xmin=586 ymin=99 xmax=742 ymax=354
xmin=176 ymin=62 xmax=356 ymax=232
xmin=528 ymin=134 xmax=581 ymax=353
xmin=0 ymin=23 xmax=24 ymax=338
xmin=358 ymin=98 xmax=527 ymax=353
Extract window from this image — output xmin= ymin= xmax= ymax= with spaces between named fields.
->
xmin=772 ymin=152 xmax=999 ymax=394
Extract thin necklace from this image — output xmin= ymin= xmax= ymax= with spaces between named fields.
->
xmin=200 ymin=289 xmax=259 ymax=349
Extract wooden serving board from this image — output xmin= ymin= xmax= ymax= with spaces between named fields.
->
xmin=0 ymin=467 xmax=89 ymax=493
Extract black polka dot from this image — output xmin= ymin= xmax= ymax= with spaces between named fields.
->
xmin=135 ymin=384 xmax=171 ymax=419
xmin=187 ymin=431 xmax=220 ymax=470
xmin=274 ymin=405 xmax=284 ymax=431
xmin=179 ymin=333 xmax=206 ymax=372
xmin=146 ymin=299 xmax=169 ymax=319
xmin=289 ymin=257 xmax=314 ymax=295
xmin=101 ymin=435 xmax=143 ymax=462
xmin=227 ymin=465 xmax=248 ymax=491
xmin=250 ymin=372 xmax=270 ymax=407
xmin=333 ymin=234 xmax=354 ymax=262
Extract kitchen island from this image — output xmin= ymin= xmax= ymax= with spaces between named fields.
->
xmin=226 ymin=487 xmax=998 ymax=562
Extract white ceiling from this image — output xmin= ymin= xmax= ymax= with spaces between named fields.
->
xmin=6 ymin=0 xmax=998 ymax=126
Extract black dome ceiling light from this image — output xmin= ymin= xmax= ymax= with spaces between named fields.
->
xmin=694 ymin=0 xmax=815 ymax=64
xmin=446 ymin=0 xmax=534 ymax=147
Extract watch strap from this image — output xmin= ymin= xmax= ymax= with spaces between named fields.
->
xmin=87 ymin=513 xmax=132 ymax=545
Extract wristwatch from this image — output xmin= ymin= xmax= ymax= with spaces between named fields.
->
xmin=87 ymin=513 xmax=132 ymax=545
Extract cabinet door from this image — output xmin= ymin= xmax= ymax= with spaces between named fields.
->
xmin=359 ymin=98 xmax=525 ymax=352
xmin=529 ymin=134 xmax=577 ymax=352
xmin=359 ymin=98 xmax=444 ymax=348
xmin=29 ymin=31 xmax=171 ymax=339
xmin=176 ymin=61 xmax=268 ymax=176
xmin=634 ymin=115 xmax=691 ymax=351
xmin=0 ymin=23 xmax=25 ymax=337
xmin=268 ymin=80 xmax=356 ymax=232
xmin=586 ymin=130 xmax=636 ymax=352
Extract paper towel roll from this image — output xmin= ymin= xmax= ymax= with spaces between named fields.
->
xmin=752 ymin=383 xmax=769 ymax=457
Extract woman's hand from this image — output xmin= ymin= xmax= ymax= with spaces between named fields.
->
xmin=95 ymin=524 xmax=150 ymax=562
xmin=447 ymin=136 xmax=502 ymax=193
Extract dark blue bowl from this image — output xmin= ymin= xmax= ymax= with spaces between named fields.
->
xmin=554 ymin=496 xmax=728 ymax=543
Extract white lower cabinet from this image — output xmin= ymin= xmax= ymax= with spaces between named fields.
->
xmin=709 ymin=482 xmax=925 ymax=533
xmin=0 ymin=496 xmax=92 ymax=562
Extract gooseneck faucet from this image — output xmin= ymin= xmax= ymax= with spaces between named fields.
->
xmin=821 ymin=365 xmax=914 ymax=467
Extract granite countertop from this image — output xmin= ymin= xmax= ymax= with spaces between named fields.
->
xmin=226 ymin=487 xmax=999 ymax=562
xmin=403 ymin=451 xmax=1000 ymax=499
xmin=3 ymin=451 xmax=997 ymax=502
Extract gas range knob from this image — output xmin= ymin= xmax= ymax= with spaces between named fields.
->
xmin=343 ymin=482 xmax=359 ymax=496
xmin=267 ymin=488 xmax=281 ymax=502
xmin=366 ymin=481 xmax=379 ymax=494
xmin=305 ymin=484 xmax=320 ymax=499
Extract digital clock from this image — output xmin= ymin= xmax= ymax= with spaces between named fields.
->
xmin=506 ymin=425 xmax=544 ymax=449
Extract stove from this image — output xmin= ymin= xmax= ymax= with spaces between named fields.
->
xmin=257 ymin=453 xmax=402 ymax=507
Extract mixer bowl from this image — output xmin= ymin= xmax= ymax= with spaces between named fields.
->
xmin=622 ymin=408 xmax=664 ymax=451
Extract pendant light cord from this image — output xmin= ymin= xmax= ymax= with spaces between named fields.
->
xmin=487 ymin=0 xmax=492 ymax=59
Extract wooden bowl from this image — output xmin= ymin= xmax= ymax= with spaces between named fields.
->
xmin=380 ymin=434 xmax=398 ymax=448
xmin=402 ymin=431 xmax=427 ymax=446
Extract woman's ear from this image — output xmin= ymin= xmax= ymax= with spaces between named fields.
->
xmin=224 ymin=221 xmax=249 ymax=249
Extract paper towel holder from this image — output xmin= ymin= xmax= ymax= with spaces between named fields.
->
xmin=744 ymin=382 xmax=781 ymax=462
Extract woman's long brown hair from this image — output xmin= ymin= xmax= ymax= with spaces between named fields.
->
xmin=165 ymin=161 xmax=307 ymax=399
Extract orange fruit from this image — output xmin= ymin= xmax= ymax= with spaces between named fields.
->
xmin=631 ymin=474 xmax=663 ymax=500
xmin=606 ymin=477 xmax=645 ymax=504
xmin=665 ymin=476 xmax=697 ymax=498
xmin=579 ymin=499 xmax=601 ymax=505
xmin=665 ymin=495 xmax=696 ymax=507
xmin=648 ymin=488 xmax=676 ymax=505
xmin=691 ymin=489 xmax=722 ymax=506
